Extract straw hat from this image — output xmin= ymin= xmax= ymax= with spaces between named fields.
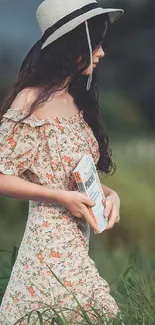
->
xmin=21 ymin=0 xmax=124 ymax=90
xmin=36 ymin=0 xmax=124 ymax=50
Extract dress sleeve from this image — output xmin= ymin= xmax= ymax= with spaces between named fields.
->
xmin=0 ymin=109 xmax=40 ymax=177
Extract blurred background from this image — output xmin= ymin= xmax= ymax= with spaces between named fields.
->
xmin=0 ymin=0 xmax=155 ymax=304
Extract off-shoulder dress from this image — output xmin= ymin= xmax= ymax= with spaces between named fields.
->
xmin=0 ymin=108 xmax=120 ymax=324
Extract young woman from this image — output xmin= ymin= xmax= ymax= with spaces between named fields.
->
xmin=0 ymin=0 xmax=124 ymax=324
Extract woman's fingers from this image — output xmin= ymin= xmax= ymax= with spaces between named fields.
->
xmin=106 ymin=206 xmax=119 ymax=230
xmin=82 ymin=205 xmax=99 ymax=233
xmin=116 ymin=215 xmax=120 ymax=223
xmin=103 ymin=198 xmax=112 ymax=218
xmin=82 ymin=197 xmax=120 ymax=232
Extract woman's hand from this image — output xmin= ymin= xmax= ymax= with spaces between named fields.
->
xmin=60 ymin=190 xmax=100 ymax=233
xmin=101 ymin=186 xmax=121 ymax=230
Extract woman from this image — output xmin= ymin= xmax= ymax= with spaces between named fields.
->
xmin=0 ymin=0 xmax=124 ymax=324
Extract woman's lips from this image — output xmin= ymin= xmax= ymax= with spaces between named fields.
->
xmin=93 ymin=61 xmax=99 ymax=67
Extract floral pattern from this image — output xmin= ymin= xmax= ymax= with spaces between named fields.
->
xmin=0 ymin=108 xmax=120 ymax=324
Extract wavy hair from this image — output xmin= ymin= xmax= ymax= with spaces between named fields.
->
xmin=0 ymin=13 xmax=116 ymax=176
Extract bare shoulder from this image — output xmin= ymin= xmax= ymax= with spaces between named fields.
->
xmin=10 ymin=87 xmax=39 ymax=113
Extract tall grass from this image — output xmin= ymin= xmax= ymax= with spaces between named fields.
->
xmin=1 ymin=247 xmax=155 ymax=324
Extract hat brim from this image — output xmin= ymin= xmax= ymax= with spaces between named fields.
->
xmin=41 ymin=7 xmax=124 ymax=50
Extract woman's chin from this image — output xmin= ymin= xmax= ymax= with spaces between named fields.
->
xmin=82 ymin=67 xmax=95 ymax=76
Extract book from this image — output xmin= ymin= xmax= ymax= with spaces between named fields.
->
xmin=72 ymin=154 xmax=108 ymax=234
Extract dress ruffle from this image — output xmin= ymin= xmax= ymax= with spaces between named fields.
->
xmin=0 ymin=110 xmax=40 ymax=176
xmin=2 ymin=108 xmax=84 ymax=128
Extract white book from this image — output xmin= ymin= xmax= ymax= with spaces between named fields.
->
xmin=72 ymin=154 xmax=108 ymax=234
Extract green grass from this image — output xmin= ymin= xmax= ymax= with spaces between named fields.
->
xmin=1 ymin=247 xmax=155 ymax=324
xmin=98 ymin=136 xmax=155 ymax=252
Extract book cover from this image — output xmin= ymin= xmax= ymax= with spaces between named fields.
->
xmin=72 ymin=154 xmax=108 ymax=234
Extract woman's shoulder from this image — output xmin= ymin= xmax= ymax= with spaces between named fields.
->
xmin=2 ymin=88 xmax=49 ymax=128
xmin=10 ymin=87 xmax=40 ymax=114
xmin=2 ymin=87 xmax=48 ymax=127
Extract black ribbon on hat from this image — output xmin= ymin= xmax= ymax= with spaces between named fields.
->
xmin=19 ymin=3 xmax=100 ymax=74
xmin=42 ymin=3 xmax=100 ymax=44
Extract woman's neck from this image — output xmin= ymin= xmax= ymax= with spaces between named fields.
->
xmin=53 ymin=77 xmax=71 ymax=98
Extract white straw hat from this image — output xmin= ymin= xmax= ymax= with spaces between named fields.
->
xmin=36 ymin=0 xmax=124 ymax=50
xmin=20 ymin=0 xmax=124 ymax=91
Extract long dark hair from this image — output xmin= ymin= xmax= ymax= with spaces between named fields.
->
xmin=0 ymin=13 xmax=116 ymax=176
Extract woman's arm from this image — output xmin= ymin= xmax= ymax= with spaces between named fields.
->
xmin=101 ymin=183 xmax=116 ymax=197
xmin=0 ymin=173 xmax=100 ymax=231
xmin=0 ymin=173 xmax=65 ymax=204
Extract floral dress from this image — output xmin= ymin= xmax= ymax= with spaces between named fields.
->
xmin=0 ymin=108 xmax=120 ymax=324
